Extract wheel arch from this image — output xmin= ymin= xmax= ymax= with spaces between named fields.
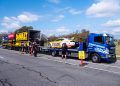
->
xmin=88 ymin=52 xmax=101 ymax=60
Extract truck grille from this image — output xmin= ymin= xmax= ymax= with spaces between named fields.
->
xmin=109 ymin=49 xmax=115 ymax=54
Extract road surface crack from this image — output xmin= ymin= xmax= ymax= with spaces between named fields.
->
xmin=21 ymin=66 xmax=56 ymax=84
xmin=0 ymin=60 xmax=10 ymax=65
xmin=0 ymin=60 xmax=56 ymax=84
xmin=0 ymin=79 xmax=13 ymax=86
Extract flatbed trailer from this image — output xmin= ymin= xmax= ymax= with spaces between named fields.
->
xmin=40 ymin=33 xmax=116 ymax=63
xmin=40 ymin=47 xmax=79 ymax=57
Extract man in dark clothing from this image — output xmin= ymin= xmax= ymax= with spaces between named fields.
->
xmin=62 ymin=43 xmax=68 ymax=59
xmin=32 ymin=42 xmax=38 ymax=57
xmin=21 ymin=42 xmax=25 ymax=54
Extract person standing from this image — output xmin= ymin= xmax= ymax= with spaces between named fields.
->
xmin=21 ymin=42 xmax=25 ymax=54
xmin=61 ymin=43 xmax=68 ymax=60
xmin=32 ymin=42 xmax=38 ymax=57
xmin=24 ymin=42 xmax=28 ymax=53
xmin=29 ymin=41 xmax=33 ymax=55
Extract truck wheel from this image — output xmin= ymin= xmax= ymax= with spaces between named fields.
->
xmin=113 ymin=56 xmax=117 ymax=63
xmin=91 ymin=54 xmax=101 ymax=63
xmin=51 ymin=51 xmax=56 ymax=57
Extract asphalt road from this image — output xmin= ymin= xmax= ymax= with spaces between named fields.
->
xmin=0 ymin=49 xmax=120 ymax=86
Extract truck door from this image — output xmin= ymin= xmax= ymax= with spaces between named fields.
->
xmin=88 ymin=34 xmax=108 ymax=62
xmin=88 ymin=35 xmax=105 ymax=52
xmin=94 ymin=35 xmax=105 ymax=46
xmin=92 ymin=35 xmax=106 ymax=54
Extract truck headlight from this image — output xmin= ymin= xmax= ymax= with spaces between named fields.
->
xmin=106 ymin=54 xmax=111 ymax=58
xmin=105 ymin=48 xmax=109 ymax=54
xmin=108 ymin=54 xmax=111 ymax=57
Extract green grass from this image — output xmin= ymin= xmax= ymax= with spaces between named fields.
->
xmin=116 ymin=42 xmax=120 ymax=60
xmin=116 ymin=56 xmax=120 ymax=60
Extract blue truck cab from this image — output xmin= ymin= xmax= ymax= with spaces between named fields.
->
xmin=85 ymin=33 xmax=116 ymax=62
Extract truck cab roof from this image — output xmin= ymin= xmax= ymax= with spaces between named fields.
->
xmin=90 ymin=33 xmax=113 ymax=37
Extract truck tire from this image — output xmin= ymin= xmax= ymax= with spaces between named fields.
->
xmin=91 ymin=54 xmax=101 ymax=63
xmin=51 ymin=51 xmax=56 ymax=57
xmin=112 ymin=55 xmax=117 ymax=63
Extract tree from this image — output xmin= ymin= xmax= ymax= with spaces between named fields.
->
xmin=80 ymin=29 xmax=89 ymax=42
xmin=15 ymin=26 xmax=33 ymax=33
xmin=0 ymin=34 xmax=2 ymax=44
xmin=48 ymin=35 xmax=58 ymax=41
xmin=81 ymin=29 xmax=87 ymax=33
xmin=47 ymin=28 xmax=90 ymax=42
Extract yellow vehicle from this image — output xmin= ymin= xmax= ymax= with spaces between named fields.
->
xmin=49 ymin=38 xmax=78 ymax=48
xmin=14 ymin=30 xmax=40 ymax=51
xmin=15 ymin=32 xmax=29 ymax=47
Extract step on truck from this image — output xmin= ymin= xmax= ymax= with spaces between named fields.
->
xmin=40 ymin=33 xmax=116 ymax=63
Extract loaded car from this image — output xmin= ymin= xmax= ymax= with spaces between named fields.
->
xmin=49 ymin=38 xmax=79 ymax=48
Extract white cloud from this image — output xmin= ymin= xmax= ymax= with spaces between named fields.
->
xmin=55 ymin=7 xmax=82 ymax=15
xmin=41 ymin=26 xmax=70 ymax=36
xmin=55 ymin=7 xmax=70 ymax=13
xmin=69 ymin=8 xmax=82 ymax=15
xmin=0 ymin=29 xmax=8 ymax=33
xmin=112 ymin=28 xmax=120 ymax=39
xmin=1 ymin=16 xmax=20 ymax=29
xmin=18 ymin=12 xmax=40 ymax=22
xmin=3 ymin=16 xmax=19 ymax=24
xmin=1 ymin=12 xmax=40 ymax=32
xmin=76 ymin=25 xmax=81 ymax=29
xmin=47 ymin=0 xmax=60 ymax=4
xmin=86 ymin=0 xmax=120 ymax=17
xmin=1 ymin=22 xmax=20 ymax=29
xmin=51 ymin=14 xmax=64 ymax=22
xmin=113 ymin=29 xmax=120 ymax=33
xmin=56 ymin=26 xmax=69 ymax=33
xmin=102 ymin=19 xmax=120 ymax=27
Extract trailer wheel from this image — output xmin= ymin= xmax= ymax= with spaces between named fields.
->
xmin=91 ymin=54 xmax=101 ymax=63
xmin=51 ymin=51 xmax=56 ymax=57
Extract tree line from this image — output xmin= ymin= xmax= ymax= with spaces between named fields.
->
xmin=0 ymin=26 xmax=33 ymax=44
xmin=48 ymin=29 xmax=89 ymax=42
xmin=0 ymin=26 xmax=90 ymax=44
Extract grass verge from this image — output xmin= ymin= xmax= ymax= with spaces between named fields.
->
xmin=116 ymin=43 xmax=120 ymax=60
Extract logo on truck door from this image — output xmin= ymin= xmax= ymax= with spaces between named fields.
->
xmin=89 ymin=43 xmax=109 ymax=54
xmin=95 ymin=47 xmax=109 ymax=54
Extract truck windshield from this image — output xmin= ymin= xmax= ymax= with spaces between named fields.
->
xmin=106 ymin=36 xmax=115 ymax=45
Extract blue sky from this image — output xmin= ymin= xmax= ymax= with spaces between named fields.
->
xmin=0 ymin=0 xmax=120 ymax=39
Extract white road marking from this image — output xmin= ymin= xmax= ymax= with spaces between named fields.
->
xmin=1 ymin=49 xmax=120 ymax=75
xmin=0 ymin=55 xmax=4 ymax=59
xmin=82 ymin=60 xmax=120 ymax=69
xmin=90 ymin=62 xmax=120 ymax=69
xmin=37 ymin=56 xmax=120 ymax=75
xmin=84 ymin=66 xmax=120 ymax=75
xmin=41 ymin=55 xmax=120 ymax=69
xmin=65 ymin=61 xmax=120 ymax=75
